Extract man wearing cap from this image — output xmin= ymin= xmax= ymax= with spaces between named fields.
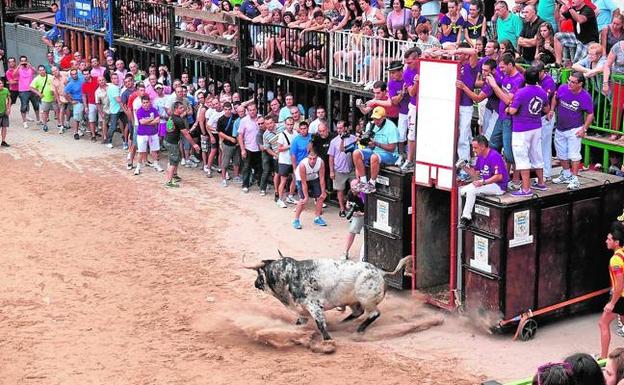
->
xmin=352 ymin=106 xmax=400 ymax=194
xmin=402 ymin=47 xmax=421 ymax=171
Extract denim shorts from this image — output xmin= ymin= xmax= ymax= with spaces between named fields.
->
xmin=164 ymin=140 xmax=181 ymax=165
xmin=358 ymin=148 xmax=399 ymax=166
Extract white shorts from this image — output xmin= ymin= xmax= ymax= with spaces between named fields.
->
xmin=397 ymin=113 xmax=408 ymax=142
xmin=137 ymin=134 xmax=161 ymax=153
xmin=554 ymin=127 xmax=583 ymax=162
xmin=88 ymin=104 xmax=98 ymax=123
xmin=511 ymin=129 xmax=544 ymax=170
xmin=407 ymin=103 xmax=417 ymax=141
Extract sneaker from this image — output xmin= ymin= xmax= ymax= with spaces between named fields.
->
xmin=260 ymin=190 xmax=266 ymax=196
xmin=552 ymin=172 xmax=572 ymax=184
xmin=42 ymin=125 xmax=49 ymax=132
xmin=314 ymin=216 xmax=327 ymax=226
xmin=242 ymin=187 xmax=249 ymax=193
xmin=203 ymin=165 xmax=210 ymax=173
xmin=292 ymin=219 xmax=302 ymax=229
xmin=362 ymin=182 xmax=376 ymax=194
xmin=123 ymin=142 xmax=129 ymax=151
xmin=146 ymin=160 xmax=154 ymax=167
xmin=221 ymin=179 xmax=228 ymax=187
xmin=165 ymin=180 xmax=180 ymax=188
xmin=134 ymin=165 xmax=141 ymax=175
xmin=274 ymin=192 xmax=279 ymax=202
xmin=322 ymin=202 xmax=327 ymax=208
xmin=286 ymin=195 xmax=297 ymax=204
xmin=73 ymin=133 xmax=80 ymax=140
xmin=211 ymin=165 xmax=221 ymax=172
xmin=277 ymin=199 xmax=287 ymax=208
xmin=172 ymin=175 xmax=182 ymax=182
xmin=400 ymin=160 xmax=414 ymax=171
xmin=233 ymin=176 xmax=243 ymax=184
xmin=107 ymin=143 xmax=114 ymax=149
xmin=511 ymin=189 xmax=533 ymax=197
xmin=457 ymin=169 xmax=471 ymax=182
xmin=507 ymin=181 xmax=521 ymax=191
xmin=58 ymin=126 xmax=64 ymax=134
xmin=459 ymin=216 xmax=472 ymax=228
xmin=126 ymin=163 xmax=133 ymax=170
xmin=1 ymin=141 xmax=10 ymax=147
xmin=153 ymin=163 xmax=164 ymax=172
xmin=394 ymin=154 xmax=404 ymax=167
xmin=566 ymin=176 xmax=580 ymax=190
xmin=184 ymin=161 xmax=192 ymax=168
xmin=23 ymin=122 xmax=28 ymax=128
xmin=531 ymin=181 xmax=548 ymax=191
xmin=190 ymin=155 xmax=200 ymax=163
xmin=339 ymin=210 xmax=346 ymax=218
xmin=206 ymin=169 xmax=213 ymax=177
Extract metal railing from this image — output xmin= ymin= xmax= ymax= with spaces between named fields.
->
xmin=239 ymin=21 xmax=329 ymax=81
xmin=61 ymin=0 xmax=108 ymax=32
xmin=4 ymin=0 xmax=53 ymax=13
xmin=112 ymin=0 xmax=172 ymax=46
xmin=587 ymin=73 xmax=624 ymax=136
xmin=173 ymin=6 xmax=238 ymax=56
xmin=329 ymin=31 xmax=417 ymax=87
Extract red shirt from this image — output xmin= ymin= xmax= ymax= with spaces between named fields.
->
xmin=370 ymin=95 xmax=399 ymax=118
xmin=560 ymin=0 xmax=597 ymax=32
xmin=81 ymin=77 xmax=99 ymax=104
xmin=60 ymin=54 xmax=73 ymax=71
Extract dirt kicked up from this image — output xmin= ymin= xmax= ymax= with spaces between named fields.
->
xmin=0 ymin=124 xmax=485 ymax=385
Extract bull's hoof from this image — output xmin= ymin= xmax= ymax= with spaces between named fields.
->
xmin=295 ymin=317 xmax=308 ymax=325
xmin=310 ymin=339 xmax=336 ymax=354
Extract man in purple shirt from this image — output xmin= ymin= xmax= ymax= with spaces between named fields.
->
xmin=549 ymin=72 xmax=594 ymax=190
xmin=238 ymin=103 xmax=262 ymax=192
xmin=455 ymin=43 xmax=479 ymax=164
xmin=459 ymin=135 xmax=509 ymax=227
xmin=134 ymin=96 xmax=163 ymax=175
xmin=385 ymin=61 xmax=410 ymax=161
xmin=508 ymin=67 xmax=549 ymax=196
xmin=486 ymin=53 xmax=525 ymax=189
xmin=534 ymin=60 xmax=557 ymax=180
xmin=402 ymin=47 xmax=421 ymax=170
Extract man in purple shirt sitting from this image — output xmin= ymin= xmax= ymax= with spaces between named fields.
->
xmin=549 ymin=72 xmax=594 ymax=190
xmin=507 ymin=67 xmax=549 ymax=196
xmin=459 ymin=135 xmax=509 ymax=227
xmin=135 ymin=96 xmax=163 ymax=175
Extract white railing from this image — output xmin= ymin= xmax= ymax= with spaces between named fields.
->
xmin=330 ymin=31 xmax=437 ymax=89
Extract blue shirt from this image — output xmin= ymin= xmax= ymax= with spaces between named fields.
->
xmin=107 ymin=84 xmax=121 ymax=114
xmin=64 ymin=77 xmax=84 ymax=102
xmin=370 ymin=119 xmax=399 ymax=156
xmin=291 ymin=133 xmax=311 ymax=165
xmin=233 ymin=117 xmax=242 ymax=137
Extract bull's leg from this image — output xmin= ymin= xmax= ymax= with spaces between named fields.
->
xmin=341 ymin=303 xmax=364 ymax=323
xmin=356 ymin=310 xmax=380 ymax=333
xmin=305 ymin=303 xmax=332 ymax=340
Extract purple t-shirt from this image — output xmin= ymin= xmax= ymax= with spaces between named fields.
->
xmin=475 ymin=148 xmax=509 ymax=191
xmin=540 ymin=74 xmax=557 ymax=103
xmin=136 ymin=106 xmax=159 ymax=136
xmin=328 ymin=134 xmax=357 ymax=173
xmin=510 ymin=85 xmax=547 ymax=132
xmin=460 ymin=62 xmax=479 ymax=107
xmin=439 ymin=15 xmax=465 ymax=44
xmin=498 ymin=71 xmax=525 ymax=120
xmin=481 ymin=83 xmax=499 ymax=112
xmin=555 ymin=84 xmax=594 ymax=131
xmin=388 ymin=78 xmax=409 ymax=115
xmin=402 ymin=66 xmax=418 ymax=106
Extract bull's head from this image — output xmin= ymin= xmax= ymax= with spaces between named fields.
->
xmin=242 ymin=254 xmax=272 ymax=292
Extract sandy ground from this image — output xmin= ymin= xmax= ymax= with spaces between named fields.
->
xmin=0 ymin=109 xmax=615 ymax=384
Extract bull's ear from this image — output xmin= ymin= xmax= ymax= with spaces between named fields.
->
xmin=277 ymin=249 xmax=284 ymax=258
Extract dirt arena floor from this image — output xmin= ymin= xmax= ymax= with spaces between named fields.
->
xmin=0 ymin=110 xmax=613 ymax=384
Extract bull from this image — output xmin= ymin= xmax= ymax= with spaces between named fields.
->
xmin=243 ymin=251 xmax=411 ymax=341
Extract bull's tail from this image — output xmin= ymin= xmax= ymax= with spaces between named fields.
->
xmin=383 ymin=256 xmax=412 ymax=276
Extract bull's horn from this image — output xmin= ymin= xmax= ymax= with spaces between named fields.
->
xmin=241 ymin=253 xmax=265 ymax=270
xmin=277 ymin=249 xmax=285 ymax=258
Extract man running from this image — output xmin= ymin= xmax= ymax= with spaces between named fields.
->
xmin=163 ymin=101 xmax=200 ymax=188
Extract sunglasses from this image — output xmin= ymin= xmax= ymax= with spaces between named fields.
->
xmin=536 ymin=362 xmax=572 ymax=385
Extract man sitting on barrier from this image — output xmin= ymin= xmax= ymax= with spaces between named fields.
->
xmin=352 ymin=106 xmax=400 ymax=194
xmin=459 ymin=135 xmax=509 ymax=227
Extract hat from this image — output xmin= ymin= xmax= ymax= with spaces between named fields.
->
xmin=155 ymin=83 xmax=164 ymax=89
xmin=371 ymin=106 xmax=386 ymax=119
xmin=386 ymin=60 xmax=404 ymax=72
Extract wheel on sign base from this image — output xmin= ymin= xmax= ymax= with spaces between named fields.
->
xmin=518 ymin=318 xmax=538 ymax=341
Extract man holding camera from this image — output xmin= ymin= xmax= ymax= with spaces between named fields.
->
xmin=329 ymin=120 xmax=357 ymax=217
xmin=459 ymin=135 xmax=509 ymax=227
xmin=352 ymin=106 xmax=400 ymax=194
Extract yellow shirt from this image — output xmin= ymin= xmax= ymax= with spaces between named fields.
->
xmin=609 ymin=247 xmax=624 ymax=297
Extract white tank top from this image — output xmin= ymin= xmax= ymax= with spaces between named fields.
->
xmin=295 ymin=157 xmax=323 ymax=181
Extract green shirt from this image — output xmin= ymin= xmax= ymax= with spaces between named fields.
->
xmin=496 ymin=13 xmax=523 ymax=48
xmin=30 ymin=74 xmax=55 ymax=103
xmin=0 ymin=88 xmax=9 ymax=114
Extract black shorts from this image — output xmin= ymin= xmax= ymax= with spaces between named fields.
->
xmin=119 ymin=111 xmax=129 ymax=125
xmin=9 ymin=90 xmax=19 ymax=104
xmin=278 ymin=163 xmax=293 ymax=177
xmin=614 ymin=297 xmax=624 ymax=315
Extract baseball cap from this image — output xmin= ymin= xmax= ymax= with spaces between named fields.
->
xmin=371 ymin=106 xmax=386 ymax=119
xmin=155 ymin=83 xmax=164 ymax=89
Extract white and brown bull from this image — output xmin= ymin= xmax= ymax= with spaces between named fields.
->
xmin=243 ymin=251 xmax=411 ymax=341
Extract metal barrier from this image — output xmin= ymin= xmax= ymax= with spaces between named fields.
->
xmin=61 ymin=0 xmax=108 ymax=32
xmin=173 ymin=6 xmax=237 ymax=56
xmin=330 ymin=30 xmax=415 ymax=87
xmin=113 ymin=0 xmax=172 ymax=46
xmin=587 ymin=73 xmax=624 ymax=136
xmin=4 ymin=0 xmax=53 ymax=13
xmin=239 ymin=20 xmax=329 ymax=81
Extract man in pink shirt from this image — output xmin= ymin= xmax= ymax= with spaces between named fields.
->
xmin=13 ymin=56 xmax=39 ymax=128
xmin=237 ymin=103 xmax=262 ymax=193
xmin=5 ymin=57 xmax=19 ymax=106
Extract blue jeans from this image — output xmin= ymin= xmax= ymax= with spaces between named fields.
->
xmin=107 ymin=112 xmax=119 ymax=144
xmin=490 ymin=118 xmax=513 ymax=164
